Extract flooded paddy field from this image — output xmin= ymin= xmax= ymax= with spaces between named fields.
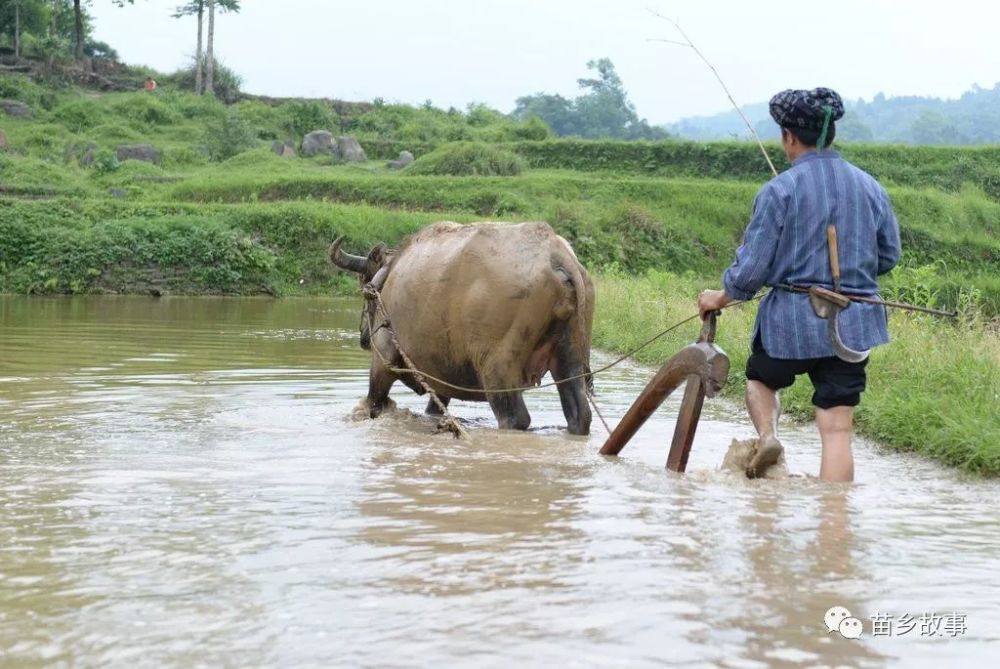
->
xmin=1 ymin=296 xmax=998 ymax=667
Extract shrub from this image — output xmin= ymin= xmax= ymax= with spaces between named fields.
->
xmin=90 ymin=122 xmax=143 ymax=144
xmin=83 ymin=40 xmax=119 ymax=60
xmin=0 ymin=74 xmax=46 ymax=106
xmin=232 ymin=100 xmax=287 ymax=140
xmin=396 ymin=119 xmax=470 ymax=143
xmin=22 ymin=33 xmax=72 ymax=68
xmin=349 ymin=104 xmax=419 ymax=137
xmin=512 ymin=116 xmax=553 ymax=141
xmin=0 ymin=207 xmax=277 ymax=295
xmin=0 ymin=156 xmax=83 ymax=196
xmin=206 ymin=110 xmax=258 ymax=161
xmin=206 ymin=60 xmax=244 ymax=104
xmin=162 ymin=145 xmax=210 ymax=168
xmin=53 ymin=100 xmax=102 ymax=132
xmin=405 ymin=142 xmax=525 ymax=176
xmin=220 ymin=147 xmax=290 ymax=168
xmin=20 ymin=124 xmax=74 ymax=158
xmin=599 ymin=203 xmax=707 ymax=273
xmin=348 ymin=104 xmax=471 ymax=143
xmin=283 ymin=100 xmax=336 ymax=138
xmin=112 ymin=95 xmax=180 ymax=128
xmin=170 ymin=59 xmax=243 ymax=104
xmin=91 ymin=148 xmax=121 ymax=175
xmin=163 ymin=90 xmax=226 ymax=122
xmin=466 ymin=103 xmax=507 ymax=127
xmin=336 ymin=101 xmax=541 ymax=145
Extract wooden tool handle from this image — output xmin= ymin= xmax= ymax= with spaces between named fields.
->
xmin=826 ymin=225 xmax=841 ymax=291
xmin=698 ymin=310 xmax=718 ymax=344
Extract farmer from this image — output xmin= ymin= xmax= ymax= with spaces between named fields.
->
xmin=697 ymin=87 xmax=901 ymax=483
xmin=144 ymin=77 xmax=157 ymax=92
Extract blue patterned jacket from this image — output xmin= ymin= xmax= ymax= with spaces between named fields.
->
xmin=722 ymin=150 xmax=901 ymax=359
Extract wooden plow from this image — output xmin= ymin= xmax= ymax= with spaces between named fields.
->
xmin=599 ymin=312 xmax=730 ymax=472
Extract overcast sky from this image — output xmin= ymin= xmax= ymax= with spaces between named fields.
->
xmin=90 ymin=0 xmax=1000 ymax=123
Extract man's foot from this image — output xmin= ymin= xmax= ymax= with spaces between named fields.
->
xmin=747 ymin=435 xmax=784 ymax=478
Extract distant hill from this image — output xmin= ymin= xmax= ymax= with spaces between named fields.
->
xmin=667 ymin=84 xmax=1000 ymax=145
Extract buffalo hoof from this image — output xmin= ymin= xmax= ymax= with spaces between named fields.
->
xmin=425 ymin=396 xmax=451 ymax=416
xmin=351 ymin=397 xmax=396 ymax=421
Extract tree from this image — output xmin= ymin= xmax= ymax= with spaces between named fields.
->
xmin=175 ymin=0 xmax=238 ymax=95
xmin=204 ymin=0 xmax=239 ymax=96
xmin=1 ymin=0 xmax=47 ymax=57
xmin=15 ymin=0 xmax=23 ymax=57
xmin=46 ymin=0 xmax=59 ymax=71
xmin=512 ymin=93 xmax=577 ymax=136
xmin=575 ymin=57 xmax=640 ymax=135
xmin=204 ymin=0 xmax=214 ymax=94
xmin=837 ymin=114 xmax=875 ymax=143
xmin=910 ymin=110 xmax=965 ymax=145
xmin=72 ymin=0 xmax=83 ymax=59
xmin=0 ymin=0 xmax=78 ymax=61
xmin=513 ymin=59 xmax=667 ymax=140
xmin=173 ymin=1 xmax=206 ymax=93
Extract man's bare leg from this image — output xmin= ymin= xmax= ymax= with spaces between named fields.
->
xmin=745 ymin=380 xmax=784 ymax=477
xmin=816 ymin=406 xmax=854 ymax=482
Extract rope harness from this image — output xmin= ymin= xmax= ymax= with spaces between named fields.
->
xmin=361 ymin=284 xmax=760 ymax=438
xmin=364 ymin=286 xmax=467 ymax=438
xmin=358 ymin=278 xmax=948 ymax=440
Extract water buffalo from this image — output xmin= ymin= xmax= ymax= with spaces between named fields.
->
xmin=331 ymin=221 xmax=595 ymax=435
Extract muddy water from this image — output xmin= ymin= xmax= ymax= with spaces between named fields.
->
xmin=1 ymin=296 xmax=998 ymax=668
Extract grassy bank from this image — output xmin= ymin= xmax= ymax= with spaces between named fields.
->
xmin=164 ymin=164 xmax=1000 ymax=308
xmin=0 ymin=198 xmax=469 ymax=295
xmin=593 ymin=272 xmax=1000 ymax=475
xmin=4 ymin=70 xmax=999 ymax=194
xmin=2 ymin=162 xmax=997 ymax=312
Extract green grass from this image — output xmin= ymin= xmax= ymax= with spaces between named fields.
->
xmin=0 ymin=198 xmax=475 ymax=296
xmin=504 ymin=140 xmax=1000 ymax=197
xmin=339 ymin=138 xmax=1000 ymax=198
xmin=593 ymin=271 xmax=1000 ymax=475
xmin=161 ymin=166 xmax=1000 ymax=312
xmin=405 ymin=142 xmax=526 ymax=176
xmin=2 ymin=156 xmax=998 ymax=311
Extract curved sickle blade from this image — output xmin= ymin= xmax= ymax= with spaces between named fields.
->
xmin=809 ymin=287 xmax=869 ymax=363
xmin=828 ymin=313 xmax=869 ymax=363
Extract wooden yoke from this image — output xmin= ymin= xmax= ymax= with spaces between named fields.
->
xmin=599 ymin=312 xmax=730 ymax=472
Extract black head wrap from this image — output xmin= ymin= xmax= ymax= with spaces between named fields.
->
xmin=769 ymin=87 xmax=845 ymax=131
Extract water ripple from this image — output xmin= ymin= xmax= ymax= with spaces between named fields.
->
xmin=1 ymin=296 xmax=998 ymax=667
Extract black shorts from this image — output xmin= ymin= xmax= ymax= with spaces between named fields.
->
xmin=745 ymin=333 xmax=868 ymax=409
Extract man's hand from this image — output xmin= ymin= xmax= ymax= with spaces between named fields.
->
xmin=698 ymin=289 xmax=732 ymax=320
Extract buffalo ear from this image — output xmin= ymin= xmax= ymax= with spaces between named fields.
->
xmin=368 ymin=242 xmax=388 ymax=267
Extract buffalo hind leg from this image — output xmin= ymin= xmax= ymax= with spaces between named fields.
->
xmin=554 ymin=345 xmax=592 ymax=435
xmin=488 ymin=391 xmax=531 ymax=431
xmin=555 ymin=375 xmax=591 ymax=435
xmin=425 ymin=396 xmax=451 ymax=416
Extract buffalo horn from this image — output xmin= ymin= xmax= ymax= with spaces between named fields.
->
xmin=329 ymin=237 xmax=370 ymax=274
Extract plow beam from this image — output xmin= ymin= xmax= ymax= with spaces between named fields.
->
xmin=599 ymin=313 xmax=730 ymax=472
